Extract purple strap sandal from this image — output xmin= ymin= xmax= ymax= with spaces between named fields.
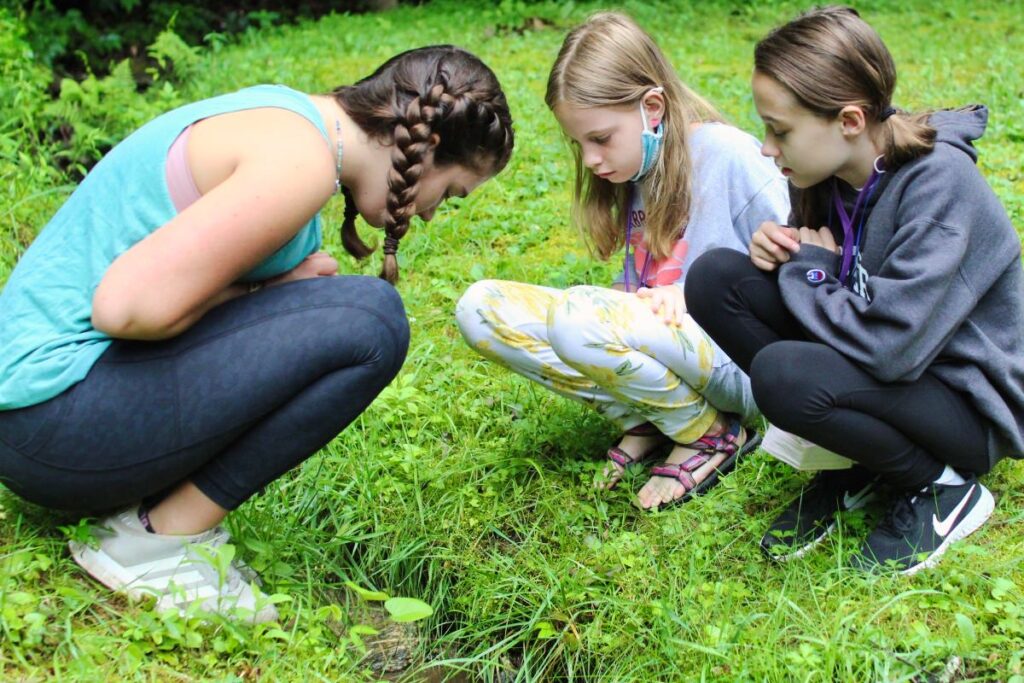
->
xmin=647 ymin=418 xmax=762 ymax=507
xmin=600 ymin=422 xmax=669 ymax=490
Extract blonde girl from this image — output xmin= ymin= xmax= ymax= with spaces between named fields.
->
xmin=456 ymin=12 xmax=788 ymax=509
xmin=688 ymin=6 xmax=1023 ymax=573
xmin=0 ymin=46 xmax=513 ymax=620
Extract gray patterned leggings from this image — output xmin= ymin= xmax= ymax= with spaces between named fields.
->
xmin=0 ymin=276 xmax=409 ymax=511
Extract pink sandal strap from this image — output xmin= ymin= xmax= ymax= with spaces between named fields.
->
xmin=679 ymin=453 xmax=712 ymax=471
xmin=685 ymin=420 xmax=743 ymax=457
xmin=606 ymin=447 xmax=636 ymax=468
xmin=648 ymin=420 xmax=747 ymax=491
xmin=650 ymin=463 xmax=698 ymax=490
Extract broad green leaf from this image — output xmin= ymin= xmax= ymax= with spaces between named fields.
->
xmin=384 ymin=597 xmax=433 ymax=623
xmin=345 ymin=581 xmax=389 ymax=602
xmin=534 ymin=621 xmax=557 ymax=639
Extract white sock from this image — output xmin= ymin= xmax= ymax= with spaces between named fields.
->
xmin=933 ymin=465 xmax=967 ymax=487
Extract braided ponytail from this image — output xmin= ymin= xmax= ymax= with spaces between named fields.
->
xmin=340 ymin=187 xmax=372 ymax=259
xmin=380 ymin=84 xmax=445 ymax=283
xmin=331 ymin=45 xmax=514 ymax=284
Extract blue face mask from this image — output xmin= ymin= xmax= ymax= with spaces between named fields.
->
xmin=630 ymin=87 xmax=665 ymax=183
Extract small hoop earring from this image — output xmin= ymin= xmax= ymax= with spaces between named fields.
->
xmin=873 ymin=154 xmax=886 ymax=174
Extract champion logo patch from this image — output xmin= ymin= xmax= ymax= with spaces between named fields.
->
xmin=806 ymin=269 xmax=827 ymax=285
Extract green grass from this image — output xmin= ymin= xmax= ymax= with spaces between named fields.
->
xmin=2 ymin=0 xmax=1024 ymax=680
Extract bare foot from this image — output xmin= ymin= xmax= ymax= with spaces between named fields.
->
xmin=637 ymin=419 xmax=746 ymax=509
xmin=636 ymin=443 xmax=728 ymax=509
xmin=595 ymin=432 xmax=666 ymax=490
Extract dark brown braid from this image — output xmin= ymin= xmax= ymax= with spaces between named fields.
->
xmin=339 ymin=187 xmax=371 ymax=259
xmin=332 ymin=46 xmax=514 ymax=284
xmin=379 ymin=83 xmax=442 ymax=282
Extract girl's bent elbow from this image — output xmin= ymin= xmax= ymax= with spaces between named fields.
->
xmin=91 ymin=304 xmax=180 ymax=340
xmin=90 ymin=299 xmax=130 ymax=337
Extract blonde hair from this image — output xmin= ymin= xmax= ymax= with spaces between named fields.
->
xmin=754 ymin=6 xmax=935 ymax=227
xmin=545 ymin=12 xmax=724 ymax=261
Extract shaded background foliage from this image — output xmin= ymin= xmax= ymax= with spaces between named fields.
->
xmin=10 ymin=0 xmax=417 ymax=81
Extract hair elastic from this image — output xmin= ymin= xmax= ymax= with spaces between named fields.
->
xmin=879 ymin=106 xmax=897 ymax=122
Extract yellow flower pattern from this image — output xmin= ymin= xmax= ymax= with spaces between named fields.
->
xmin=455 ymin=279 xmax=755 ymax=442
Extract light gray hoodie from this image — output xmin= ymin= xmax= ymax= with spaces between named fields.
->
xmin=777 ymin=105 xmax=1024 ymax=470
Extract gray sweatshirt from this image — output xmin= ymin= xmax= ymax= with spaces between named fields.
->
xmin=616 ymin=122 xmax=790 ymax=291
xmin=778 ymin=105 xmax=1024 ymax=469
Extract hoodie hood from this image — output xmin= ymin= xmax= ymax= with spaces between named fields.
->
xmin=928 ymin=104 xmax=988 ymax=163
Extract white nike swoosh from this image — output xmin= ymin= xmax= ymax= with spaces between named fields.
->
xmin=842 ymin=482 xmax=874 ymax=509
xmin=932 ymin=485 xmax=976 ymax=537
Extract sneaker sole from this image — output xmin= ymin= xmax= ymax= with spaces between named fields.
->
xmin=68 ymin=541 xmax=161 ymax=600
xmin=70 ymin=541 xmax=279 ymax=622
xmin=899 ymin=485 xmax=996 ymax=576
xmin=763 ymin=521 xmax=836 ymax=562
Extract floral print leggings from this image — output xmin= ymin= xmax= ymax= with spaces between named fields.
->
xmin=455 ymin=280 xmax=758 ymax=444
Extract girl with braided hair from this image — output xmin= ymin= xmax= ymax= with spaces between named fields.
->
xmin=456 ymin=12 xmax=789 ymax=510
xmin=0 ymin=45 xmax=513 ymax=620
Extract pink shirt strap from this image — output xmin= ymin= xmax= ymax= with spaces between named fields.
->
xmin=165 ymin=125 xmax=201 ymax=212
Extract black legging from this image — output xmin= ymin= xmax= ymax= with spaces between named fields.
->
xmin=0 ymin=275 xmax=409 ymax=511
xmin=686 ymin=248 xmax=991 ymax=491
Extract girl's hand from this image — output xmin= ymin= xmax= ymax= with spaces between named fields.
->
xmin=750 ymin=221 xmax=800 ymax=271
xmin=267 ymin=251 xmax=338 ymax=287
xmin=637 ymin=285 xmax=686 ymax=327
xmin=797 ymin=226 xmax=839 ymax=253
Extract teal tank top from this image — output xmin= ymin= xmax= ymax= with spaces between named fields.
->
xmin=0 ymin=85 xmax=328 ymax=409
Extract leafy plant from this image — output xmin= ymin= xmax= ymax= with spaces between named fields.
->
xmin=1 ymin=1 xmax=1023 ymax=681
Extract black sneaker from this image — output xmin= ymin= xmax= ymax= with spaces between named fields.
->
xmin=851 ymin=476 xmax=994 ymax=575
xmin=761 ymin=466 xmax=879 ymax=562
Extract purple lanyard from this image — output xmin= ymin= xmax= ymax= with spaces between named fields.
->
xmin=833 ymin=169 xmax=882 ymax=284
xmin=623 ymin=185 xmax=652 ymax=292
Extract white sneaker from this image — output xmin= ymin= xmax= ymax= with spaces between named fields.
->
xmin=69 ymin=508 xmax=279 ymax=623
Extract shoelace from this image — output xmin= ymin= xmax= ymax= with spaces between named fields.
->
xmin=878 ymin=492 xmax=919 ymax=535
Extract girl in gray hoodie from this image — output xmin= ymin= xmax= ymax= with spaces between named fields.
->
xmin=687 ymin=6 xmax=1024 ymax=574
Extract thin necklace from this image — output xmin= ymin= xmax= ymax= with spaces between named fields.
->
xmin=334 ymin=118 xmax=344 ymax=194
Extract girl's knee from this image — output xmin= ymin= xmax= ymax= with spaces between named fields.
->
xmin=548 ymin=286 xmax=608 ymax=364
xmin=454 ymin=280 xmax=505 ymax=350
xmin=547 ymin=285 xmax=599 ymax=324
xmin=686 ymin=248 xmax=753 ymax=320
xmin=750 ymin=342 xmax=838 ymax=429
xmin=455 ymin=279 xmax=497 ymax=332
xmin=313 ymin=277 xmax=409 ymax=374
xmin=456 ymin=279 xmax=499 ymax=311
xmin=370 ymin=284 xmax=409 ymax=375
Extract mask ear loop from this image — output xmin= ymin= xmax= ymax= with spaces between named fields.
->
xmin=639 ymin=86 xmax=665 ymax=132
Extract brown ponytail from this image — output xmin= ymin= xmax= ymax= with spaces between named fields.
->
xmin=332 ymin=46 xmax=514 ymax=283
xmin=880 ymin=109 xmax=937 ymax=169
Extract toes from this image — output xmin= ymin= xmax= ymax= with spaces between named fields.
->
xmin=637 ymin=482 xmax=658 ymax=508
xmin=595 ymin=464 xmax=624 ymax=490
xmin=638 ymin=479 xmax=685 ymax=509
